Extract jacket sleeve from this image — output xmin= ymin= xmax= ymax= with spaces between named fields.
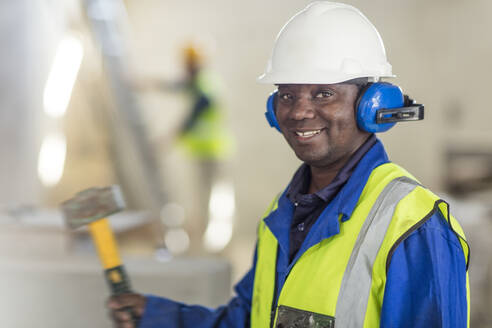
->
xmin=381 ymin=210 xmax=468 ymax=328
xmin=138 ymin=250 xmax=257 ymax=328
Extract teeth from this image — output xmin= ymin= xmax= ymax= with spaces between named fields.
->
xmin=296 ymin=129 xmax=321 ymax=137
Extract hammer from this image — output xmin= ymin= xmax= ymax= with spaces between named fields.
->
xmin=61 ymin=185 xmax=138 ymax=323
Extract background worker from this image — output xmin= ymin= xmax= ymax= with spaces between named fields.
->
xmin=109 ymin=2 xmax=470 ymax=327
xmin=138 ymin=43 xmax=233 ymax=248
xmin=176 ymin=44 xmax=233 ymax=247
xmin=177 ymin=43 xmax=232 ymax=164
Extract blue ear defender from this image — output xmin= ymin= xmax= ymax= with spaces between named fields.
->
xmin=356 ymin=82 xmax=402 ymax=133
xmin=356 ymin=82 xmax=424 ymax=133
xmin=265 ymin=90 xmax=281 ymax=132
xmin=265 ymin=83 xmax=424 ymax=133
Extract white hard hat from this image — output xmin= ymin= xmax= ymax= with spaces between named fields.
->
xmin=258 ymin=1 xmax=394 ymax=84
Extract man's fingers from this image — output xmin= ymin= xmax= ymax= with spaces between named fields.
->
xmin=107 ymin=293 xmax=143 ymax=310
xmin=120 ymin=323 xmax=134 ymax=328
xmin=111 ymin=309 xmax=137 ymax=328
xmin=112 ymin=318 xmax=134 ymax=328
xmin=112 ymin=309 xmax=132 ymax=322
xmin=108 ymin=293 xmax=145 ymax=328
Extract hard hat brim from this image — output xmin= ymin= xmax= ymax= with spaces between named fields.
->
xmin=257 ymin=70 xmax=395 ymax=85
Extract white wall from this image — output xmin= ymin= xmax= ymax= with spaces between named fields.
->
xmin=0 ymin=1 xmax=42 ymax=205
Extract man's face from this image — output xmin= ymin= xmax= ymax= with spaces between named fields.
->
xmin=276 ymin=83 xmax=370 ymax=168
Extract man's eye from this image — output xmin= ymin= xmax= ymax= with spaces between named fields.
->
xmin=279 ymin=93 xmax=292 ymax=100
xmin=315 ymin=91 xmax=334 ymax=98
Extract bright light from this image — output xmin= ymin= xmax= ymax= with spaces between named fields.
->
xmin=204 ymin=181 xmax=236 ymax=252
xmin=165 ymin=228 xmax=190 ymax=254
xmin=43 ymin=36 xmax=84 ymax=118
xmin=37 ymin=133 xmax=67 ymax=187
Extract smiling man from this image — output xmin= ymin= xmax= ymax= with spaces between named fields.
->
xmin=109 ymin=2 xmax=470 ymax=327
xmin=275 ymin=83 xmax=368 ymax=187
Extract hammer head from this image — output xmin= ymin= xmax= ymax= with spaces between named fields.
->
xmin=61 ymin=185 xmax=126 ymax=229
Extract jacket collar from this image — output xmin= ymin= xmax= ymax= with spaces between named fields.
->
xmin=264 ymin=138 xmax=389 ymax=261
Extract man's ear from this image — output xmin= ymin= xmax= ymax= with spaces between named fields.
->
xmin=265 ymin=90 xmax=281 ymax=132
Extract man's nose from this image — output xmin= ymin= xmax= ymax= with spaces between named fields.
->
xmin=289 ymin=97 xmax=315 ymax=121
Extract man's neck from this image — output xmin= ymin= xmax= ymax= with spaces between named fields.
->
xmin=308 ymin=162 xmax=346 ymax=194
xmin=307 ymin=135 xmax=374 ymax=194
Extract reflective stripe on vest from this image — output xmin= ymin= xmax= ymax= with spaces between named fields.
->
xmin=251 ymin=163 xmax=470 ymax=328
xmin=335 ymin=176 xmax=418 ymax=327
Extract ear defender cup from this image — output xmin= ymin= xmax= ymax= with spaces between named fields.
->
xmin=356 ymin=82 xmax=404 ymax=133
xmin=265 ymin=90 xmax=281 ymax=132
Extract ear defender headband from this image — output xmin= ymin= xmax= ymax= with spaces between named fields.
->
xmin=265 ymin=82 xmax=424 ymax=133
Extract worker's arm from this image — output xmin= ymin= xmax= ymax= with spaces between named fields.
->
xmin=131 ymin=76 xmax=186 ymax=92
xmin=109 ymin=250 xmax=257 ymax=328
xmin=180 ymin=92 xmax=211 ymax=134
xmin=381 ymin=210 xmax=468 ymax=328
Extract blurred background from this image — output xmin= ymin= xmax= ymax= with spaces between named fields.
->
xmin=0 ymin=0 xmax=491 ymax=326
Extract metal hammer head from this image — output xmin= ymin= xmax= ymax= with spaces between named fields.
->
xmin=61 ymin=185 xmax=126 ymax=229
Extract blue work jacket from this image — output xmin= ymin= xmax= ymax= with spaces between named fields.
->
xmin=139 ymin=139 xmax=468 ymax=328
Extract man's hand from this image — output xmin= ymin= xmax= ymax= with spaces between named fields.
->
xmin=107 ymin=293 xmax=146 ymax=328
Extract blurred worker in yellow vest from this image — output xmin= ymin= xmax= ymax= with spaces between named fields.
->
xmin=131 ymin=41 xmax=234 ymax=252
xmin=178 ymin=43 xmax=232 ymax=161
xmin=176 ymin=43 xmax=234 ymax=251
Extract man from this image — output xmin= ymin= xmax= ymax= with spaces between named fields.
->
xmin=135 ymin=42 xmax=234 ymax=249
xmin=109 ymin=2 xmax=470 ymax=327
xmin=175 ymin=43 xmax=233 ymax=248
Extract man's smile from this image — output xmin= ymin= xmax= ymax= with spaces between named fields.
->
xmin=292 ymin=128 xmax=325 ymax=141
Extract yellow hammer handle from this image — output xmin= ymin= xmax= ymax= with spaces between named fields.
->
xmin=88 ymin=218 xmax=122 ymax=269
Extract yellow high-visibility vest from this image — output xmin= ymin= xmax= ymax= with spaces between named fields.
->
xmin=251 ymin=162 xmax=470 ymax=328
xmin=178 ymin=70 xmax=232 ymax=160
